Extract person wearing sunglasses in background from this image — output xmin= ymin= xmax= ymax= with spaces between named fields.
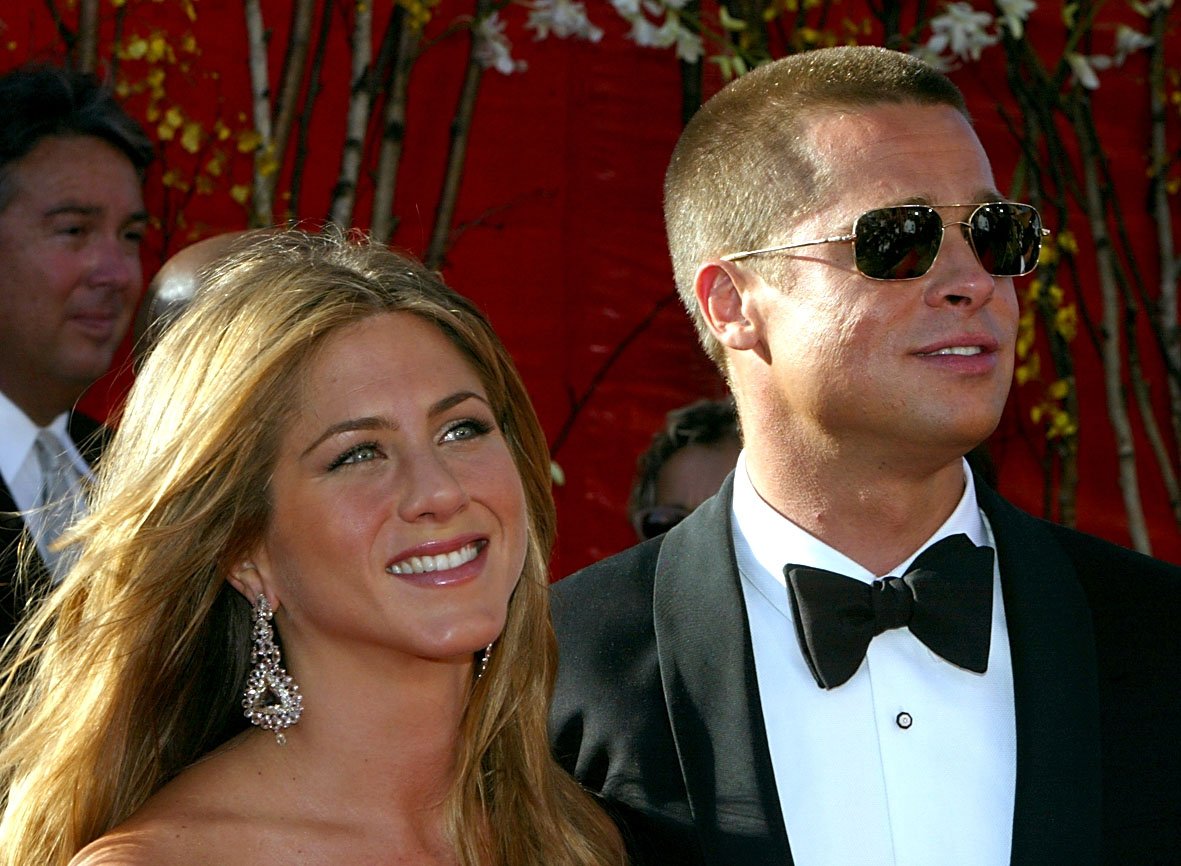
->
xmin=627 ymin=397 xmax=741 ymax=542
xmin=550 ymin=46 xmax=1180 ymax=866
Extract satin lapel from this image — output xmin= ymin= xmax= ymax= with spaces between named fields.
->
xmin=653 ymin=475 xmax=791 ymax=866
xmin=977 ymin=481 xmax=1101 ymax=865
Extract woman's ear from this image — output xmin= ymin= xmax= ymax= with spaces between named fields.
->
xmin=227 ymin=548 xmax=278 ymax=610
xmin=694 ymin=260 xmax=762 ymax=352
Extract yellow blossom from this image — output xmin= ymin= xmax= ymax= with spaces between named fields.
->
xmin=180 ymin=122 xmax=202 ymax=154
xmin=230 ymin=185 xmax=251 ymax=205
xmin=1047 ymin=379 xmax=1070 ymax=400
xmin=1047 ymin=409 xmax=1078 ymax=440
xmin=237 ymin=129 xmax=263 ymax=153
xmin=124 ymin=37 xmax=148 ymax=60
xmin=1057 ymin=230 xmax=1078 ymax=255
xmin=1038 ymin=242 xmax=1058 ymax=266
xmin=1024 ymin=278 xmax=1043 ymax=304
xmin=1016 ymin=309 xmax=1037 ymax=359
xmin=1015 ymin=354 xmax=1040 ymax=386
xmin=1054 ymin=304 xmax=1078 ymax=341
xmin=161 ymin=168 xmax=189 ymax=192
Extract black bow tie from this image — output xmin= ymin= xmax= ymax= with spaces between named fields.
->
xmin=784 ymin=533 xmax=994 ymax=690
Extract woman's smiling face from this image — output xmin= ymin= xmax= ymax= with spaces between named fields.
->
xmin=246 ymin=311 xmax=528 ymax=669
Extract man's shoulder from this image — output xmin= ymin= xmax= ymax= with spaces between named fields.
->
xmin=982 ymin=481 xmax=1179 ymax=580
xmin=551 ymin=536 xmax=665 ymax=641
xmin=555 ymin=536 xmax=664 ymax=599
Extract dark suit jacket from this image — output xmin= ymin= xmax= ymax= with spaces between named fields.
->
xmin=0 ymin=410 xmax=108 ymax=643
xmin=550 ymin=474 xmax=1181 ymax=866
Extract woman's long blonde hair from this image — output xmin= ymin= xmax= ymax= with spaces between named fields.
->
xmin=0 ymin=229 xmax=623 ymax=866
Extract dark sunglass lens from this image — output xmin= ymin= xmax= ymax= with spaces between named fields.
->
xmin=638 ymin=506 xmax=690 ymax=540
xmin=853 ymin=206 xmax=942 ymax=280
xmin=969 ymin=203 xmax=1041 ymax=276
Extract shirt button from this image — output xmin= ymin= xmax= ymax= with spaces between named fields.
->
xmin=896 ymin=711 xmax=913 ymax=730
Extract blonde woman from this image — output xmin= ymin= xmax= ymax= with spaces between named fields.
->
xmin=0 ymin=230 xmax=625 ymax=866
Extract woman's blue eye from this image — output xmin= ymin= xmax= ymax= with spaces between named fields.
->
xmin=442 ymin=418 xmax=493 ymax=443
xmin=328 ymin=443 xmax=381 ymax=470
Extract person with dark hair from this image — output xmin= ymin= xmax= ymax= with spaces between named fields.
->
xmin=0 ymin=230 xmax=625 ymax=866
xmin=550 ymin=46 xmax=1180 ymax=866
xmin=628 ymin=398 xmax=740 ymax=541
xmin=0 ymin=63 xmax=153 ymax=642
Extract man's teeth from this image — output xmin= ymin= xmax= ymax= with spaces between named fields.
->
xmin=388 ymin=543 xmax=480 ymax=575
xmin=921 ymin=346 xmax=982 ymax=356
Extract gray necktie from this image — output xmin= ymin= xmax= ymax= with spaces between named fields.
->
xmin=32 ymin=429 xmax=86 ymax=581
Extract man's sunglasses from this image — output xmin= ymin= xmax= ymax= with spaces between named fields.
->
xmin=720 ymin=202 xmax=1049 ymax=281
xmin=633 ymin=505 xmax=691 ymax=541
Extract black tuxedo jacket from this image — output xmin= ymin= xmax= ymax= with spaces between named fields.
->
xmin=550 ymin=474 xmax=1181 ymax=865
xmin=0 ymin=411 xmax=108 ymax=643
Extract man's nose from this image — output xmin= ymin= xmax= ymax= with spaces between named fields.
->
xmin=922 ymin=222 xmax=997 ymax=308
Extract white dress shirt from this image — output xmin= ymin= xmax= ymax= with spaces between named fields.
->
xmin=0 ymin=390 xmax=92 ymax=570
xmin=732 ymin=453 xmax=1016 ymax=866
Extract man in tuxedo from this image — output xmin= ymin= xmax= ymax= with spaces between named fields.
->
xmin=0 ymin=64 xmax=152 ymax=642
xmin=550 ymin=46 xmax=1180 ymax=866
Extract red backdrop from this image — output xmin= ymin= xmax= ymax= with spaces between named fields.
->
xmin=4 ymin=1 xmax=1179 ymax=571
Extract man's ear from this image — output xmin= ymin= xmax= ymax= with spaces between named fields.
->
xmin=694 ymin=260 xmax=761 ymax=352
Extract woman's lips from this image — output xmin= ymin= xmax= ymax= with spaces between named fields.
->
xmin=386 ymin=538 xmax=488 ymax=587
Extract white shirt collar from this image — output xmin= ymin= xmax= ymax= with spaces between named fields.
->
xmin=731 ymin=450 xmax=990 ymax=589
xmin=0 ymin=391 xmax=73 ymax=486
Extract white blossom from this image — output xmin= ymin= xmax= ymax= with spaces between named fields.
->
xmin=996 ymin=0 xmax=1036 ymax=39
xmin=1065 ymin=52 xmax=1112 ymax=90
xmin=630 ymin=13 xmax=677 ymax=49
xmin=610 ymin=0 xmax=642 ymax=15
xmin=909 ymin=44 xmax=956 ymax=73
xmin=526 ymin=0 xmax=604 ymax=42
xmin=676 ymin=23 xmax=704 ymax=63
xmin=1113 ymin=24 xmax=1154 ymax=65
xmin=474 ymin=12 xmax=524 ymax=75
xmin=926 ymin=2 xmax=999 ymax=62
xmin=1131 ymin=0 xmax=1173 ymax=14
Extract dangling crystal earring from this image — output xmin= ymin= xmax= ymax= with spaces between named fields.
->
xmin=476 ymin=642 xmax=494 ymax=681
xmin=242 ymin=594 xmax=303 ymax=744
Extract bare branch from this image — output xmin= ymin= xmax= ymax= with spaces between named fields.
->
xmin=425 ymin=0 xmax=493 ymax=269
xmin=76 ymin=0 xmax=99 ymax=73
xmin=1073 ymin=94 xmax=1151 ymax=553
xmin=1148 ymin=8 xmax=1181 ymax=468
xmin=371 ymin=7 xmax=421 ymax=245
xmin=270 ymin=0 xmax=316 ymax=184
xmin=550 ymin=292 xmax=681 ymax=458
xmin=289 ymin=0 xmax=336 ymax=220
xmin=244 ymin=0 xmax=275 ymax=226
xmin=327 ymin=0 xmax=374 ymax=227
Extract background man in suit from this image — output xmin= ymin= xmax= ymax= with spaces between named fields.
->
xmin=550 ymin=46 xmax=1180 ymax=866
xmin=0 ymin=64 xmax=152 ymax=642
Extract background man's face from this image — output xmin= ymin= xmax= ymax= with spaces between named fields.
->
xmin=0 ymin=134 xmax=146 ymax=419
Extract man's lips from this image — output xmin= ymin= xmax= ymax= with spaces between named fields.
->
xmin=913 ymin=334 xmax=1000 ymax=357
xmin=68 ymin=310 xmax=123 ymax=338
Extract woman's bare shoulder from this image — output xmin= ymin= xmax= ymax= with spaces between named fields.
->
xmin=70 ymin=737 xmax=263 ymax=866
